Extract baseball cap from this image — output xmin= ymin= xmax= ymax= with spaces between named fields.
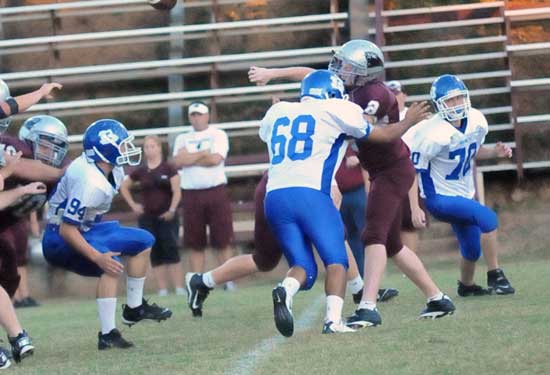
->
xmin=385 ymin=80 xmax=403 ymax=93
xmin=188 ymin=101 xmax=209 ymax=115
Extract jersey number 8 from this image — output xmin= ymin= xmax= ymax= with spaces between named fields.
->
xmin=270 ymin=115 xmax=315 ymax=165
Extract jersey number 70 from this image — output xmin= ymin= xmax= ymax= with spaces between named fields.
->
xmin=270 ymin=115 xmax=315 ymax=165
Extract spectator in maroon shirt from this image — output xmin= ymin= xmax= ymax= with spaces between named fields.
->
xmin=120 ymin=136 xmax=183 ymax=297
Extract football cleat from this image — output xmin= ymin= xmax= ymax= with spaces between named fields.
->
xmin=322 ymin=321 xmax=356 ymax=334
xmin=346 ymin=307 xmax=382 ymax=329
xmin=419 ymin=295 xmax=455 ymax=320
xmin=98 ymin=329 xmax=134 ymax=350
xmin=0 ymin=347 xmax=11 ymax=370
xmin=457 ymin=281 xmax=491 ymax=297
xmin=121 ymin=299 xmax=172 ymax=326
xmin=352 ymin=288 xmax=399 ymax=304
xmin=14 ymin=297 xmax=40 ymax=309
xmin=272 ymin=285 xmax=294 ymax=337
xmin=377 ymin=288 xmax=399 ymax=302
xmin=185 ymin=273 xmax=212 ymax=317
xmin=487 ymin=269 xmax=515 ymax=295
xmin=8 ymin=330 xmax=34 ymax=363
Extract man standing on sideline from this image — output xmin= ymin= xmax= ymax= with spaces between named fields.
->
xmin=172 ymin=101 xmax=235 ymax=316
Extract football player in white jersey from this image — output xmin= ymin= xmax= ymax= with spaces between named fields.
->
xmin=404 ymin=74 xmax=515 ymax=296
xmin=262 ymin=70 xmax=431 ymax=335
xmin=42 ymin=119 xmax=172 ymax=350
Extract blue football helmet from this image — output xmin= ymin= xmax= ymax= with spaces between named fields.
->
xmin=300 ymin=70 xmax=346 ymax=100
xmin=431 ymin=74 xmax=471 ymax=122
xmin=83 ymin=119 xmax=141 ymax=166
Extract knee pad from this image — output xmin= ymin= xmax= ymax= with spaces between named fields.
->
xmin=460 ymin=245 xmax=482 ymax=262
xmin=300 ymin=262 xmax=318 ymax=291
xmin=0 ymin=275 xmax=21 ymax=298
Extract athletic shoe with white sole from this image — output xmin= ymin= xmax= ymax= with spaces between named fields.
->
xmin=322 ymin=321 xmax=356 ymax=334
xmin=487 ymin=268 xmax=515 ymax=295
xmin=8 ymin=330 xmax=34 ymax=363
xmin=418 ymin=295 xmax=455 ymax=320
xmin=346 ymin=307 xmax=382 ymax=329
xmin=272 ymin=285 xmax=294 ymax=337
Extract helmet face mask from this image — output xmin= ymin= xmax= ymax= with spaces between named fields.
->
xmin=84 ymin=119 xmax=142 ymax=167
xmin=431 ymin=75 xmax=471 ymax=122
xmin=25 ymin=115 xmax=69 ymax=167
xmin=328 ymin=40 xmax=384 ymax=87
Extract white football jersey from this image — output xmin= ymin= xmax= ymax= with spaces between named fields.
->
xmin=403 ymin=108 xmax=488 ymax=199
xmin=259 ymin=98 xmax=372 ymax=194
xmin=47 ymin=154 xmax=125 ymax=231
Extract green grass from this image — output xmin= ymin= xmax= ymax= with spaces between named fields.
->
xmin=9 ymin=257 xmax=550 ymax=375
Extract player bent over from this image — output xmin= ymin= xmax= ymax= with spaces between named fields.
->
xmin=404 ymin=74 xmax=514 ymax=296
xmin=42 ymin=119 xmax=172 ymax=350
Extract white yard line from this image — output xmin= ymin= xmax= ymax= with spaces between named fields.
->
xmin=225 ymin=295 xmax=324 ymax=375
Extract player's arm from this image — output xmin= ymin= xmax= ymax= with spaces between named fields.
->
xmin=0 ymin=151 xmax=22 ymax=189
xmin=248 ymin=66 xmax=314 ymax=86
xmin=119 ymin=176 xmax=143 ymax=214
xmin=59 ymin=222 xmax=123 ymax=276
xmin=366 ymin=102 xmax=431 ymax=143
xmin=476 ymin=142 xmax=513 ymax=160
xmin=0 ymin=182 xmax=46 ymax=210
xmin=9 ymin=158 xmax=64 ymax=183
xmin=0 ymin=83 xmax=62 ymax=118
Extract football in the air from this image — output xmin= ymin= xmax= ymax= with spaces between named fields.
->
xmin=149 ymin=0 xmax=177 ymax=11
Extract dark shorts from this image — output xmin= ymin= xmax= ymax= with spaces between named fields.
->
xmin=401 ymin=194 xmax=429 ymax=232
xmin=0 ymin=219 xmax=30 ymax=268
xmin=361 ymin=158 xmax=415 ymax=257
xmin=181 ymin=184 xmax=234 ymax=251
xmin=252 ymin=173 xmax=282 ymax=271
xmin=138 ymin=215 xmax=180 ymax=267
xmin=0 ymin=225 xmax=21 ymax=297
xmin=42 ymin=221 xmax=154 ymax=278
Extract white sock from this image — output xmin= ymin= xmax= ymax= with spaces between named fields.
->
xmin=175 ymin=287 xmax=186 ymax=296
xmin=97 ymin=298 xmax=117 ymax=335
xmin=202 ymin=272 xmax=217 ymax=289
xmin=347 ymin=276 xmax=364 ymax=294
xmin=127 ymin=276 xmax=145 ymax=308
xmin=358 ymin=300 xmax=377 ymax=311
xmin=281 ymin=277 xmax=300 ymax=298
xmin=158 ymin=289 xmax=168 ymax=297
xmin=325 ymin=295 xmax=344 ymax=324
xmin=428 ymin=291 xmax=444 ymax=302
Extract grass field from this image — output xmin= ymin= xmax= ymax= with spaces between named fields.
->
xmin=7 ymin=249 xmax=550 ymax=375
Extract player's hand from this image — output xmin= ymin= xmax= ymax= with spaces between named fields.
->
xmin=4 ymin=150 xmax=22 ymax=169
xmin=39 ymin=82 xmax=63 ymax=99
xmin=345 ymin=155 xmax=360 ymax=168
xmin=21 ymin=182 xmax=47 ymax=195
xmin=94 ymin=252 xmax=124 ymax=276
xmin=494 ymin=142 xmax=513 ymax=159
xmin=159 ymin=210 xmax=175 ymax=221
xmin=248 ymin=66 xmax=272 ymax=86
xmin=411 ymin=206 xmax=427 ymax=229
xmin=404 ymin=101 xmax=431 ymax=126
xmin=131 ymin=203 xmax=144 ymax=215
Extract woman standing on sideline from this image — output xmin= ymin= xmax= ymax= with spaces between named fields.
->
xmin=121 ymin=135 xmax=184 ymax=296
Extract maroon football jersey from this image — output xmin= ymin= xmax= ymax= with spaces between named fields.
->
xmin=130 ymin=161 xmax=178 ymax=217
xmin=335 ymin=143 xmax=365 ymax=193
xmin=0 ymin=135 xmax=35 ymax=228
xmin=350 ymin=80 xmax=411 ymax=176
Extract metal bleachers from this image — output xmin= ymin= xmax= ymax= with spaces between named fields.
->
xmin=1 ymin=0 xmax=549 ymax=184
